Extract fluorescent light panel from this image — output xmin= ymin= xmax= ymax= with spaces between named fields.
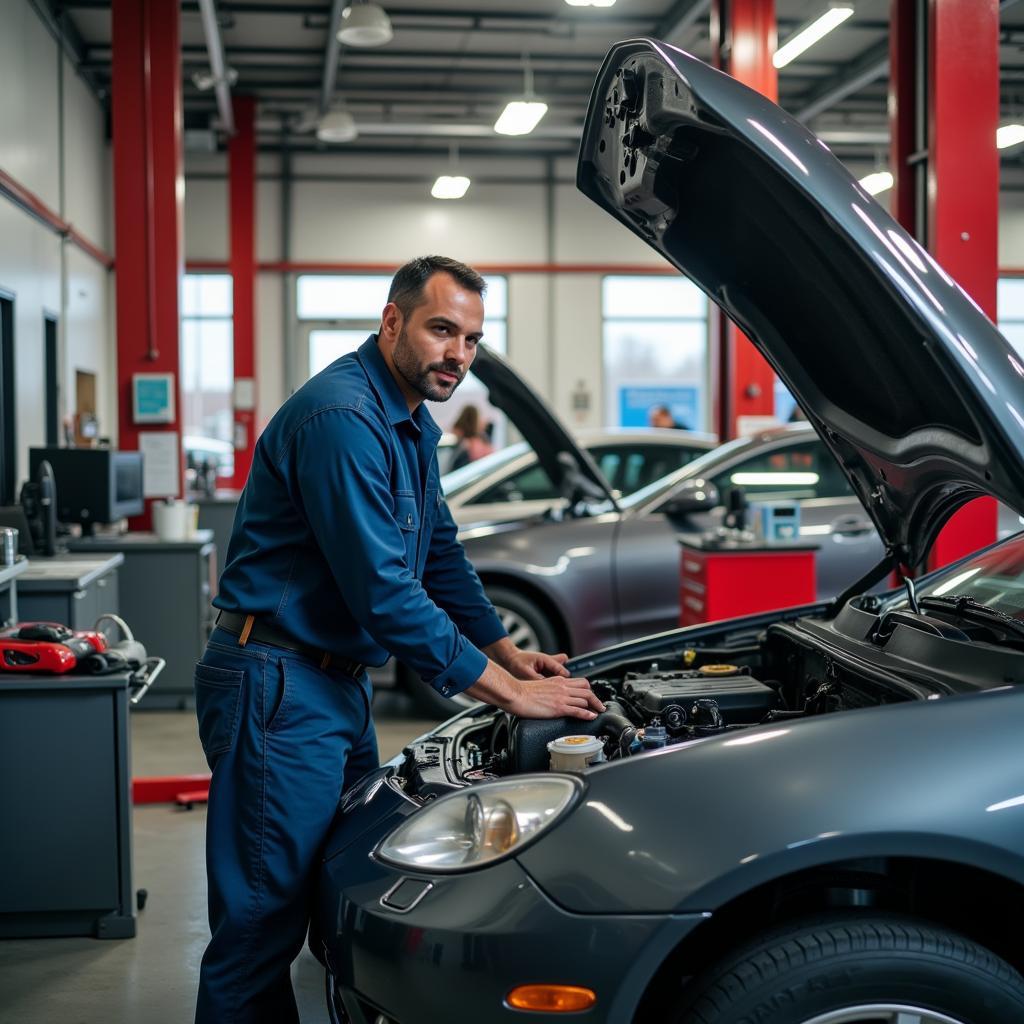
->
xmin=564 ymin=0 xmax=616 ymax=5
xmin=997 ymin=124 xmax=1024 ymax=150
xmin=431 ymin=175 xmax=471 ymax=199
xmin=773 ymin=6 xmax=854 ymax=69
xmin=859 ymin=170 xmax=894 ymax=195
xmin=494 ymin=100 xmax=548 ymax=136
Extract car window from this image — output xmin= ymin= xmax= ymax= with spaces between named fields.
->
xmin=441 ymin=442 xmax=529 ymax=497
xmin=710 ymin=441 xmax=853 ymax=503
xmin=589 ymin=443 xmax=702 ymax=497
xmin=469 ymin=462 xmax=558 ymax=504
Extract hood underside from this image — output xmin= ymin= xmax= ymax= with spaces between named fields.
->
xmin=470 ymin=345 xmax=615 ymax=507
xmin=577 ymin=39 xmax=1024 ymax=569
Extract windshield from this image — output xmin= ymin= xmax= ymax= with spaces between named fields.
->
xmin=440 ymin=442 xmax=529 ymax=497
xmin=914 ymin=533 xmax=1024 ymax=618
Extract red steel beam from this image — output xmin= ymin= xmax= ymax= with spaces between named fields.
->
xmin=113 ymin=0 xmax=185 ymax=517
xmin=712 ymin=0 xmax=778 ymax=439
xmin=228 ymin=95 xmax=257 ymax=489
xmin=926 ymin=0 xmax=1000 ymax=570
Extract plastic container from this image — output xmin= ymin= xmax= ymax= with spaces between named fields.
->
xmin=153 ymin=500 xmax=194 ymax=542
xmin=547 ymin=735 xmax=604 ymax=772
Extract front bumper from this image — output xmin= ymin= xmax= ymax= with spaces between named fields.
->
xmin=313 ymin=772 xmax=704 ymax=1024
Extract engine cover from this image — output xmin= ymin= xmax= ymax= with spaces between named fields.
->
xmin=622 ymin=665 xmax=776 ymax=724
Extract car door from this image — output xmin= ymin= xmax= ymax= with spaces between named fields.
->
xmin=452 ymin=456 xmax=562 ymax=525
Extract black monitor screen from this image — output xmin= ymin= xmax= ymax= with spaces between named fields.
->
xmin=29 ymin=447 xmax=145 ymax=526
xmin=114 ymin=456 xmax=144 ymax=512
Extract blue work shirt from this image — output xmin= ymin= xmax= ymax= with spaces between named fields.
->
xmin=214 ymin=336 xmax=507 ymax=697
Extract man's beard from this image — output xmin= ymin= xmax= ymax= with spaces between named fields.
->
xmin=392 ymin=325 xmax=465 ymax=402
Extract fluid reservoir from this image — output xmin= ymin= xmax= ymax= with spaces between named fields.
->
xmin=547 ymin=735 xmax=604 ymax=771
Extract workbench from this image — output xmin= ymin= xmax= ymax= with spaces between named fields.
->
xmin=195 ymin=489 xmax=240 ymax=580
xmin=70 ymin=532 xmax=217 ymax=708
xmin=0 ymin=558 xmax=28 ymax=625
xmin=0 ymin=669 xmax=137 ymax=938
xmin=17 ymin=553 xmax=124 ymax=636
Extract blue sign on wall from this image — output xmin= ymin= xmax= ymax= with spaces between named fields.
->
xmin=618 ymin=384 xmax=700 ymax=430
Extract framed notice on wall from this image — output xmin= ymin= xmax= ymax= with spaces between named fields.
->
xmin=132 ymin=373 xmax=176 ymax=424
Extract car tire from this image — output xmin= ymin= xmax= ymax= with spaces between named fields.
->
xmin=405 ymin=585 xmax=560 ymax=719
xmin=670 ymin=915 xmax=1024 ymax=1024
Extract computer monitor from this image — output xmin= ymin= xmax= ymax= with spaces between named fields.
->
xmin=29 ymin=447 xmax=145 ymax=534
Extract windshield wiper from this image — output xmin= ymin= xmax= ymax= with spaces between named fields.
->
xmin=919 ymin=594 xmax=1024 ymax=642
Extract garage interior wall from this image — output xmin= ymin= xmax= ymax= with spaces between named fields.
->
xmin=185 ymin=148 xmax=1024 ymax=436
xmin=0 ymin=0 xmax=113 ymax=487
xmin=184 ymin=151 xmax=664 ymax=434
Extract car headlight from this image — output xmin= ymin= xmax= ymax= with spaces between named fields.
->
xmin=377 ymin=776 xmax=580 ymax=873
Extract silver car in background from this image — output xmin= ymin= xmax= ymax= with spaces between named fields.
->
xmin=441 ymin=427 xmax=717 ymax=525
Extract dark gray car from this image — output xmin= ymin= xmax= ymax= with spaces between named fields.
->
xmin=314 ymin=40 xmax=1024 ymax=1024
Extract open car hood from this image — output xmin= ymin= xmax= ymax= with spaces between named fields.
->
xmin=577 ymin=39 xmax=1024 ymax=569
xmin=470 ymin=345 xmax=617 ymax=507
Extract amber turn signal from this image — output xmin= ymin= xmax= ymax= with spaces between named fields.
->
xmin=505 ymin=984 xmax=597 ymax=1012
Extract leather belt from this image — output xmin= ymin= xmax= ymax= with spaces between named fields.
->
xmin=215 ymin=610 xmax=365 ymax=676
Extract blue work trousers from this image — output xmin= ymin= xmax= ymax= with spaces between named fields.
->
xmin=193 ymin=627 xmax=379 ymax=1024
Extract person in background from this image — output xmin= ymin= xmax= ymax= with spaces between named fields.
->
xmin=649 ymin=403 xmax=688 ymax=430
xmin=450 ymin=403 xmax=494 ymax=469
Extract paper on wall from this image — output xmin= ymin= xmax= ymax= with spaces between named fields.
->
xmin=139 ymin=431 xmax=180 ymax=497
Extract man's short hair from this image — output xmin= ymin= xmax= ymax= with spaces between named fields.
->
xmin=387 ymin=256 xmax=487 ymax=318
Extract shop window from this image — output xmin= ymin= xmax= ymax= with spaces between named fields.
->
xmin=181 ymin=274 xmax=234 ymax=481
xmin=998 ymin=277 xmax=1024 ymax=356
xmin=602 ymin=276 xmax=709 ymax=431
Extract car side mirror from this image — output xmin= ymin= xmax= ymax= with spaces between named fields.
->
xmin=659 ymin=479 xmax=720 ymax=518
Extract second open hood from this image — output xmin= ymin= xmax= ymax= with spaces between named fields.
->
xmin=470 ymin=346 xmax=617 ymax=508
xmin=578 ymin=39 xmax=1024 ymax=569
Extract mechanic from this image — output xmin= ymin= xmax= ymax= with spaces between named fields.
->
xmin=193 ymin=255 xmax=604 ymax=1024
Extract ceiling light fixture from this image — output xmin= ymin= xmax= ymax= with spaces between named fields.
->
xmin=316 ymin=107 xmax=358 ymax=143
xmin=564 ymin=0 xmax=616 ymax=6
xmin=495 ymin=55 xmax=548 ymax=137
xmin=859 ymin=170 xmax=894 ymax=195
xmin=337 ymin=1 xmax=393 ymax=48
xmin=431 ymin=175 xmax=471 ymax=200
xmin=773 ymin=4 xmax=855 ymax=69
xmin=997 ymin=124 xmax=1024 ymax=150
xmin=432 ymin=144 xmax=471 ymax=199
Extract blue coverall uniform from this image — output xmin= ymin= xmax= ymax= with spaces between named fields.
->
xmin=194 ymin=335 xmax=507 ymax=1023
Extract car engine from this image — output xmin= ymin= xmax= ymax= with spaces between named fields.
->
xmin=396 ymin=604 xmax=983 ymax=795
xmin=501 ymin=663 xmax=778 ymax=773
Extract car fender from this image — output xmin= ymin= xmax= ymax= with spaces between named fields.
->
xmin=516 ymin=686 xmax=1024 ymax=914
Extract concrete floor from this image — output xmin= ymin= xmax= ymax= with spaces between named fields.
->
xmin=0 ymin=695 xmax=440 ymax=1024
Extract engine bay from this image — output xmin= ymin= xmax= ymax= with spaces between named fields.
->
xmin=396 ymin=597 xmax=1024 ymax=797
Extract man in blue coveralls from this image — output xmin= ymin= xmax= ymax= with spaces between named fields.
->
xmin=194 ymin=255 xmax=604 ymax=1023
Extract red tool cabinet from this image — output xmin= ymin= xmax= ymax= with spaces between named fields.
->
xmin=679 ymin=536 xmax=819 ymax=626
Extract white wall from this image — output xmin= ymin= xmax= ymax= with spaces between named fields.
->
xmin=0 ymin=0 xmax=112 ymax=485
xmin=182 ymin=148 xmax=1024 ymax=435
xmin=182 ymin=151 xmax=668 ymax=431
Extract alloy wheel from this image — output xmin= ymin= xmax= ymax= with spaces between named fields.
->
xmin=799 ymin=1007 xmax=968 ymax=1024
xmin=496 ymin=604 xmax=541 ymax=650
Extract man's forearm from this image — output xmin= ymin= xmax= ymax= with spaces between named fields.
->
xmin=482 ymin=635 xmax=521 ymax=672
xmin=464 ymin=657 xmax=521 ymax=711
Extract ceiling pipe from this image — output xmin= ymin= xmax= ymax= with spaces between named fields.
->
xmin=320 ymin=0 xmax=347 ymax=114
xmin=197 ymin=0 xmax=235 ymax=134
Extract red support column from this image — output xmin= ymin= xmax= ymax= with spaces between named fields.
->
xmin=891 ymin=0 xmax=999 ymax=571
xmin=926 ymin=0 xmax=1000 ymax=569
xmin=112 ymin=0 xmax=185 ymax=520
xmin=712 ymin=0 xmax=778 ymax=439
xmin=228 ymin=96 xmax=257 ymax=490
